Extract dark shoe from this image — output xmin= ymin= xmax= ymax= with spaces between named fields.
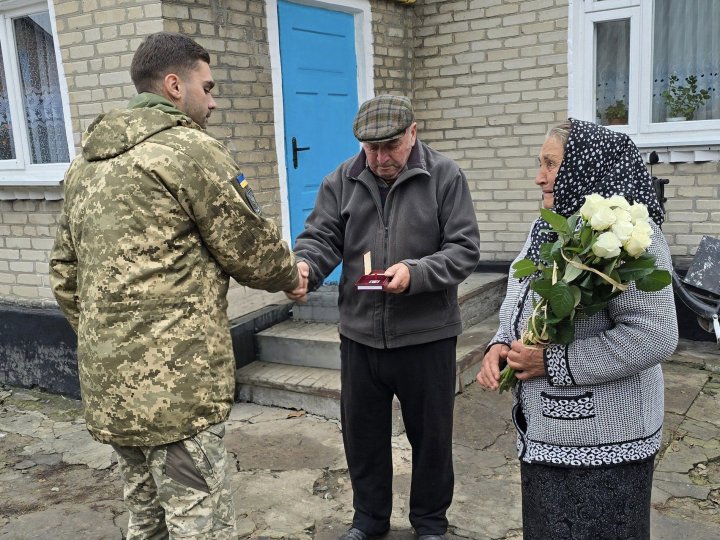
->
xmin=339 ymin=528 xmax=370 ymax=540
xmin=418 ymin=536 xmax=445 ymax=540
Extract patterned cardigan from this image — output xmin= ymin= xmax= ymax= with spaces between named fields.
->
xmin=490 ymin=220 xmax=678 ymax=468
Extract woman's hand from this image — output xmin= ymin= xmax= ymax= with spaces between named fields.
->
xmin=476 ymin=343 xmax=510 ymax=390
xmin=506 ymin=340 xmax=546 ymax=381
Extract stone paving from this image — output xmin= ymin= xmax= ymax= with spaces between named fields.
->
xmin=0 ymin=338 xmax=718 ymax=539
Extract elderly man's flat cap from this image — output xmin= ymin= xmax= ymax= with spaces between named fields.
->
xmin=352 ymin=95 xmax=415 ymax=143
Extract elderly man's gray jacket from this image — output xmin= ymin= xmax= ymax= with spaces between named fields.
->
xmin=490 ymin=221 xmax=678 ymax=468
xmin=294 ymin=140 xmax=481 ymax=349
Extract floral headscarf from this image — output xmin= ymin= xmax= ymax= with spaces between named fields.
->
xmin=525 ymin=119 xmax=664 ymax=266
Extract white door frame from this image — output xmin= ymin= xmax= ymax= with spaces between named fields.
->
xmin=266 ymin=0 xmax=374 ymax=243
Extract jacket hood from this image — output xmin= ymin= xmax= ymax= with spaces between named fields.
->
xmin=81 ymin=93 xmax=195 ymax=161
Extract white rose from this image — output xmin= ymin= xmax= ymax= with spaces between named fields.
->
xmin=592 ymin=231 xmax=622 ymax=259
xmin=611 ymin=219 xmax=635 ymax=243
xmin=629 ymin=203 xmax=649 ymax=224
xmin=624 ymin=225 xmax=653 ymax=258
xmin=579 ymin=193 xmax=606 ymax=220
xmin=607 ymin=194 xmax=631 ymax=210
xmin=632 ymin=220 xmax=653 ymax=237
xmin=613 ymin=208 xmax=632 ymax=224
xmin=590 ymin=205 xmax=617 ymax=231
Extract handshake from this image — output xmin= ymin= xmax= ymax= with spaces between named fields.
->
xmin=284 ymin=261 xmax=310 ymax=302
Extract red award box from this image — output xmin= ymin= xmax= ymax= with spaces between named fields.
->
xmin=354 ymin=271 xmax=390 ymax=291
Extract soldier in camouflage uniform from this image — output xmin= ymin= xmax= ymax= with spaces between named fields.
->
xmin=49 ymin=32 xmax=304 ymax=539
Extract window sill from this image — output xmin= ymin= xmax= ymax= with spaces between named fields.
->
xmin=0 ymin=184 xmax=63 ymax=200
xmin=637 ymin=145 xmax=720 ymax=164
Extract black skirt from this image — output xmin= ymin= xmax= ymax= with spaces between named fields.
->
xmin=521 ymin=459 xmax=654 ymax=540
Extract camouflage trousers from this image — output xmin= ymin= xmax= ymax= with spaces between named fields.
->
xmin=112 ymin=423 xmax=237 ymax=539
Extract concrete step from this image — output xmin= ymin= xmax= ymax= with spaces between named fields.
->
xmin=258 ymin=272 xmax=507 ymax=369
xmin=236 ymin=316 xmax=500 ymax=421
xmin=292 ymin=272 xmax=507 ymax=325
xmin=256 ymin=320 xmax=341 ymax=369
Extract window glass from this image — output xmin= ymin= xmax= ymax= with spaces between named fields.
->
xmin=595 ymin=19 xmax=630 ymax=126
xmin=653 ymin=0 xmax=719 ymax=122
xmin=0 ymin=49 xmax=16 ymax=160
xmin=13 ymin=11 xmax=69 ymax=163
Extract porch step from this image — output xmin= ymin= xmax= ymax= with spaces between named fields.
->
xmin=236 ymin=316 xmax=500 ymax=421
xmin=292 ymin=272 xmax=507 ymax=325
xmin=257 ymin=272 xmax=507 ymax=370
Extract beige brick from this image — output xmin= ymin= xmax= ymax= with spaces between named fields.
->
xmin=67 ymin=14 xmax=93 ymax=29
xmin=54 ymin=1 xmax=81 ymax=16
xmin=68 ymin=44 xmax=95 ymax=59
xmin=11 ymin=286 xmax=39 ymax=298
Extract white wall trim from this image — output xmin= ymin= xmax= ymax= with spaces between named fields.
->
xmin=48 ymin=0 xmax=76 ymax=163
xmin=266 ymin=0 xmax=374 ymax=243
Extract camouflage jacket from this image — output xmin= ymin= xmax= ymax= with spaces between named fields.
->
xmin=49 ymin=93 xmax=298 ymax=446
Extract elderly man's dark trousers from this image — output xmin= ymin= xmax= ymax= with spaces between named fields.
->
xmin=340 ymin=335 xmax=456 ymax=536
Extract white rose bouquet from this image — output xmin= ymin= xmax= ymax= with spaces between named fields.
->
xmin=498 ymin=193 xmax=671 ymax=393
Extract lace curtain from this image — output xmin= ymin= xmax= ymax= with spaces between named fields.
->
xmin=0 ymin=61 xmax=15 ymax=160
xmin=652 ymin=0 xmax=720 ymax=122
xmin=595 ymin=19 xmax=630 ymax=126
xmin=14 ymin=13 xmax=69 ymax=164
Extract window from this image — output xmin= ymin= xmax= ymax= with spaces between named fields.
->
xmin=0 ymin=0 xmax=72 ymax=185
xmin=569 ymin=0 xmax=720 ymax=148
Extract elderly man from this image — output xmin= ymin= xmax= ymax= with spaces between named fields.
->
xmin=286 ymin=95 xmax=480 ymax=539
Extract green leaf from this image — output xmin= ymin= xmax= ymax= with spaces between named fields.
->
xmin=580 ymin=224 xmax=593 ymax=247
xmin=539 ymin=242 xmax=555 ymax=264
xmin=548 ymin=281 xmax=575 ymax=318
xmin=532 ymin=278 xmax=554 ymax=300
xmin=567 ymin=215 xmax=580 ymax=234
xmin=562 ymin=257 xmax=584 ymax=283
xmin=512 ymin=258 xmax=537 ymax=278
xmin=616 ymin=257 xmax=655 ymax=281
xmin=540 ymin=208 xmax=571 ymax=235
xmin=636 ymin=269 xmax=672 ymax=292
xmin=570 ymin=285 xmax=581 ymax=307
xmin=555 ymin=320 xmax=575 ymax=344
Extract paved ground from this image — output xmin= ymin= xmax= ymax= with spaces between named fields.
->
xmin=0 ymin=338 xmax=718 ymax=539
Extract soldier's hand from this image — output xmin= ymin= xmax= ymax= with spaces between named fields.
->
xmin=383 ymin=262 xmax=410 ymax=294
xmin=284 ymin=262 xmax=309 ymax=302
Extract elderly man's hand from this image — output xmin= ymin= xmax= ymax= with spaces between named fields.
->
xmin=284 ymin=261 xmax=309 ymax=302
xmin=506 ymin=340 xmax=546 ymax=380
xmin=383 ymin=262 xmax=410 ymax=294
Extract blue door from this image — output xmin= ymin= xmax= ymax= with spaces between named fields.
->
xmin=278 ymin=0 xmax=359 ymax=283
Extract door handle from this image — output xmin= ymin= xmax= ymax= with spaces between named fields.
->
xmin=292 ymin=137 xmax=310 ymax=169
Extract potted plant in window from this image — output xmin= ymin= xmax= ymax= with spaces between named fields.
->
xmin=603 ymin=100 xmax=628 ymax=125
xmin=661 ymin=74 xmax=711 ymax=121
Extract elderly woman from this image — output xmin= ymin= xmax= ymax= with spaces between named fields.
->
xmin=477 ymin=119 xmax=678 ymax=539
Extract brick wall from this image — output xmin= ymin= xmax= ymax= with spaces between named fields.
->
xmin=371 ymin=1 xmax=414 ymax=95
xmin=411 ymin=0 xmax=570 ymax=262
xmin=54 ymin=0 xmax=163 ymax=144
xmin=0 ymin=0 xmax=163 ymax=305
xmin=652 ymin=161 xmax=720 ymax=263
xmin=0 ymin=200 xmax=62 ymax=304
xmin=162 ymin=0 xmax=284 ymax=220
xmin=2 ymin=0 xmax=719 ymax=305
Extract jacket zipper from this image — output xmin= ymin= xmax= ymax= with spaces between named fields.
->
xmin=382 ymin=224 xmax=389 ymax=348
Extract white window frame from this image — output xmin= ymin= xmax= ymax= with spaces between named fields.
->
xmin=0 ymin=0 xmax=74 ymax=186
xmin=569 ymin=0 xmax=720 ymax=149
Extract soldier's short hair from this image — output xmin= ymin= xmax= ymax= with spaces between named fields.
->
xmin=131 ymin=32 xmax=211 ymax=94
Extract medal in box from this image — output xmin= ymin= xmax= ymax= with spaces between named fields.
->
xmin=355 ymin=251 xmax=389 ymax=291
